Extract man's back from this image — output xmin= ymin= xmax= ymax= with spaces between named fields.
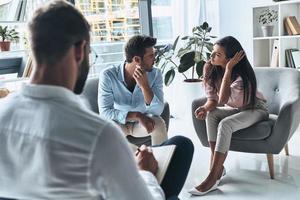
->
xmin=0 ymin=84 xmax=164 ymax=200
xmin=0 ymin=84 xmax=107 ymax=199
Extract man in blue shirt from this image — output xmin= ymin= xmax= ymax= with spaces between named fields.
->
xmin=98 ymin=35 xmax=167 ymax=145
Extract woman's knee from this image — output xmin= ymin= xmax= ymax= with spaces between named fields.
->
xmin=217 ymin=119 xmax=234 ymax=136
xmin=206 ymin=108 xmax=221 ymax=122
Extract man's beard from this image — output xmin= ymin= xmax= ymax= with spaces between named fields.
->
xmin=74 ymin=56 xmax=89 ymax=95
xmin=141 ymin=60 xmax=153 ymax=72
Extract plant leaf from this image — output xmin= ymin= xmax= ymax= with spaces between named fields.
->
xmin=180 ymin=51 xmax=195 ymax=64
xmin=164 ymin=69 xmax=176 ymax=86
xmin=177 ymin=47 xmax=192 ymax=58
xmin=160 ymin=61 xmax=168 ymax=74
xmin=196 ymin=60 xmax=206 ymax=78
xmin=178 ymin=51 xmax=195 ymax=73
xmin=202 ymin=22 xmax=209 ymax=30
xmin=172 ymin=35 xmax=180 ymax=51
xmin=178 ymin=61 xmax=195 ymax=73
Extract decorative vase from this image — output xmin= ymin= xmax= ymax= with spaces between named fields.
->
xmin=261 ymin=25 xmax=274 ymax=37
xmin=0 ymin=41 xmax=11 ymax=51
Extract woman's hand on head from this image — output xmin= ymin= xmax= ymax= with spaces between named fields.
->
xmin=226 ymin=50 xmax=245 ymax=71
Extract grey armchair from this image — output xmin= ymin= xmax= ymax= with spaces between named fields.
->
xmin=81 ymin=77 xmax=170 ymax=146
xmin=192 ymin=67 xmax=300 ymax=179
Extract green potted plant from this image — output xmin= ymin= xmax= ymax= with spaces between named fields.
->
xmin=156 ymin=22 xmax=216 ymax=86
xmin=0 ymin=25 xmax=19 ymax=51
xmin=258 ymin=8 xmax=278 ymax=37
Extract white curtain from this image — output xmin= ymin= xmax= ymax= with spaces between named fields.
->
xmin=171 ymin=0 xmax=207 ymax=38
xmin=25 ymin=0 xmax=48 ymax=21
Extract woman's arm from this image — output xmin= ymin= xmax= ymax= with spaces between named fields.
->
xmin=195 ymin=99 xmax=218 ymax=120
xmin=203 ymin=99 xmax=218 ymax=111
xmin=218 ymin=51 xmax=245 ymax=105
xmin=218 ymin=67 xmax=233 ymax=105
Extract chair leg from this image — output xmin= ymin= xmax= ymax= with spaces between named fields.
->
xmin=266 ymin=154 xmax=274 ymax=179
xmin=284 ymin=143 xmax=289 ymax=156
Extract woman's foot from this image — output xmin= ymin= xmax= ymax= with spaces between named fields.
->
xmin=188 ymin=167 xmax=224 ymax=196
xmin=188 ymin=174 xmax=220 ymax=196
xmin=217 ymin=166 xmax=226 ymax=180
xmin=195 ymin=173 xmax=219 ymax=192
xmin=188 ymin=180 xmax=219 ymax=196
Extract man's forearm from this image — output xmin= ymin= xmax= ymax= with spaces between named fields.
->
xmin=140 ymin=85 xmax=154 ymax=105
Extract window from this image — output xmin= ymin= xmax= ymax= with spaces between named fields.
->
xmin=0 ymin=0 xmax=47 ymax=85
xmin=151 ymin=0 xmax=173 ymax=45
xmin=151 ymin=0 xmax=208 ymax=46
xmin=0 ymin=0 xmax=25 ymax=21
xmin=75 ymin=0 xmax=141 ymax=77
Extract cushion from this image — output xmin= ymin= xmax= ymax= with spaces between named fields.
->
xmin=232 ymin=117 xmax=276 ymax=141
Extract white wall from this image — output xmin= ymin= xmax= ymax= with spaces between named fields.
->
xmin=216 ymin=0 xmax=274 ymax=65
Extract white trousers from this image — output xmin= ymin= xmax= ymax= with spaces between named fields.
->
xmin=118 ymin=116 xmax=168 ymax=146
xmin=206 ymin=106 xmax=269 ymax=153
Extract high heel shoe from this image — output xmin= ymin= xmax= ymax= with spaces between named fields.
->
xmin=188 ymin=180 xmax=220 ymax=196
xmin=218 ymin=167 xmax=226 ymax=181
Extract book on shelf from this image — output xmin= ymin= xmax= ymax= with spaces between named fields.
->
xmin=286 ymin=49 xmax=292 ymax=67
xmin=291 ymin=51 xmax=300 ymax=69
xmin=152 ymin=145 xmax=176 ymax=184
xmin=284 ymin=18 xmax=293 ymax=35
xmin=286 ymin=16 xmax=300 ymax=35
xmin=285 ymin=48 xmax=298 ymax=68
xmin=270 ymin=40 xmax=279 ymax=67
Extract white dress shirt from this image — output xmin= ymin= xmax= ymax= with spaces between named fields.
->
xmin=0 ymin=84 xmax=165 ymax=200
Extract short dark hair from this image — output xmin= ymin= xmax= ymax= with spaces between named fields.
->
xmin=124 ymin=35 xmax=157 ymax=63
xmin=28 ymin=0 xmax=90 ymax=65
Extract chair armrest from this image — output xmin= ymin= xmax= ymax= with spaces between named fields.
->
xmin=191 ymin=98 xmax=209 ymax=147
xmin=161 ymin=102 xmax=170 ymax=131
xmin=268 ymin=98 xmax=300 ymax=153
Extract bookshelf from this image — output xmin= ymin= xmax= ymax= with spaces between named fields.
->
xmin=252 ymin=0 xmax=300 ymax=68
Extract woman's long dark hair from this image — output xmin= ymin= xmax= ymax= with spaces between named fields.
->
xmin=204 ymin=36 xmax=257 ymax=107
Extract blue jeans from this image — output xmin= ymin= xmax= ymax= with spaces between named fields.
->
xmin=158 ymin=136 xmax=194 ymax=199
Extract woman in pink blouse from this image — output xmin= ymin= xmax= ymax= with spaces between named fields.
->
xmin=189 ymin=36 xmax=269 ymax=196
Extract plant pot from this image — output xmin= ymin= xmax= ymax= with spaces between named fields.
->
xmin=178 ymin=80 xmax=205 ymax=117
xmin=261 ymin=25 xmax=274 ymax=37
xmin=183 ymin=79 xmax=202 ymax=83
xmin=0 ymin=41 xmax=11 ymax=51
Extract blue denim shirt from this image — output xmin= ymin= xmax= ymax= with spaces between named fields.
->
xmin=98 ymin=63 xmax=164 ymax=124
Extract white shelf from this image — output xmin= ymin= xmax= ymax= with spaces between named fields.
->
xmin=253 ymin=36 xmax=280 ymax=40
xmin=280 ymin=35 xmax=300 ymax=39
xmin=0 ymin=50 xmax=27 ymax=60
xmin=252 ymin=0 xmax=300 ymax=68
